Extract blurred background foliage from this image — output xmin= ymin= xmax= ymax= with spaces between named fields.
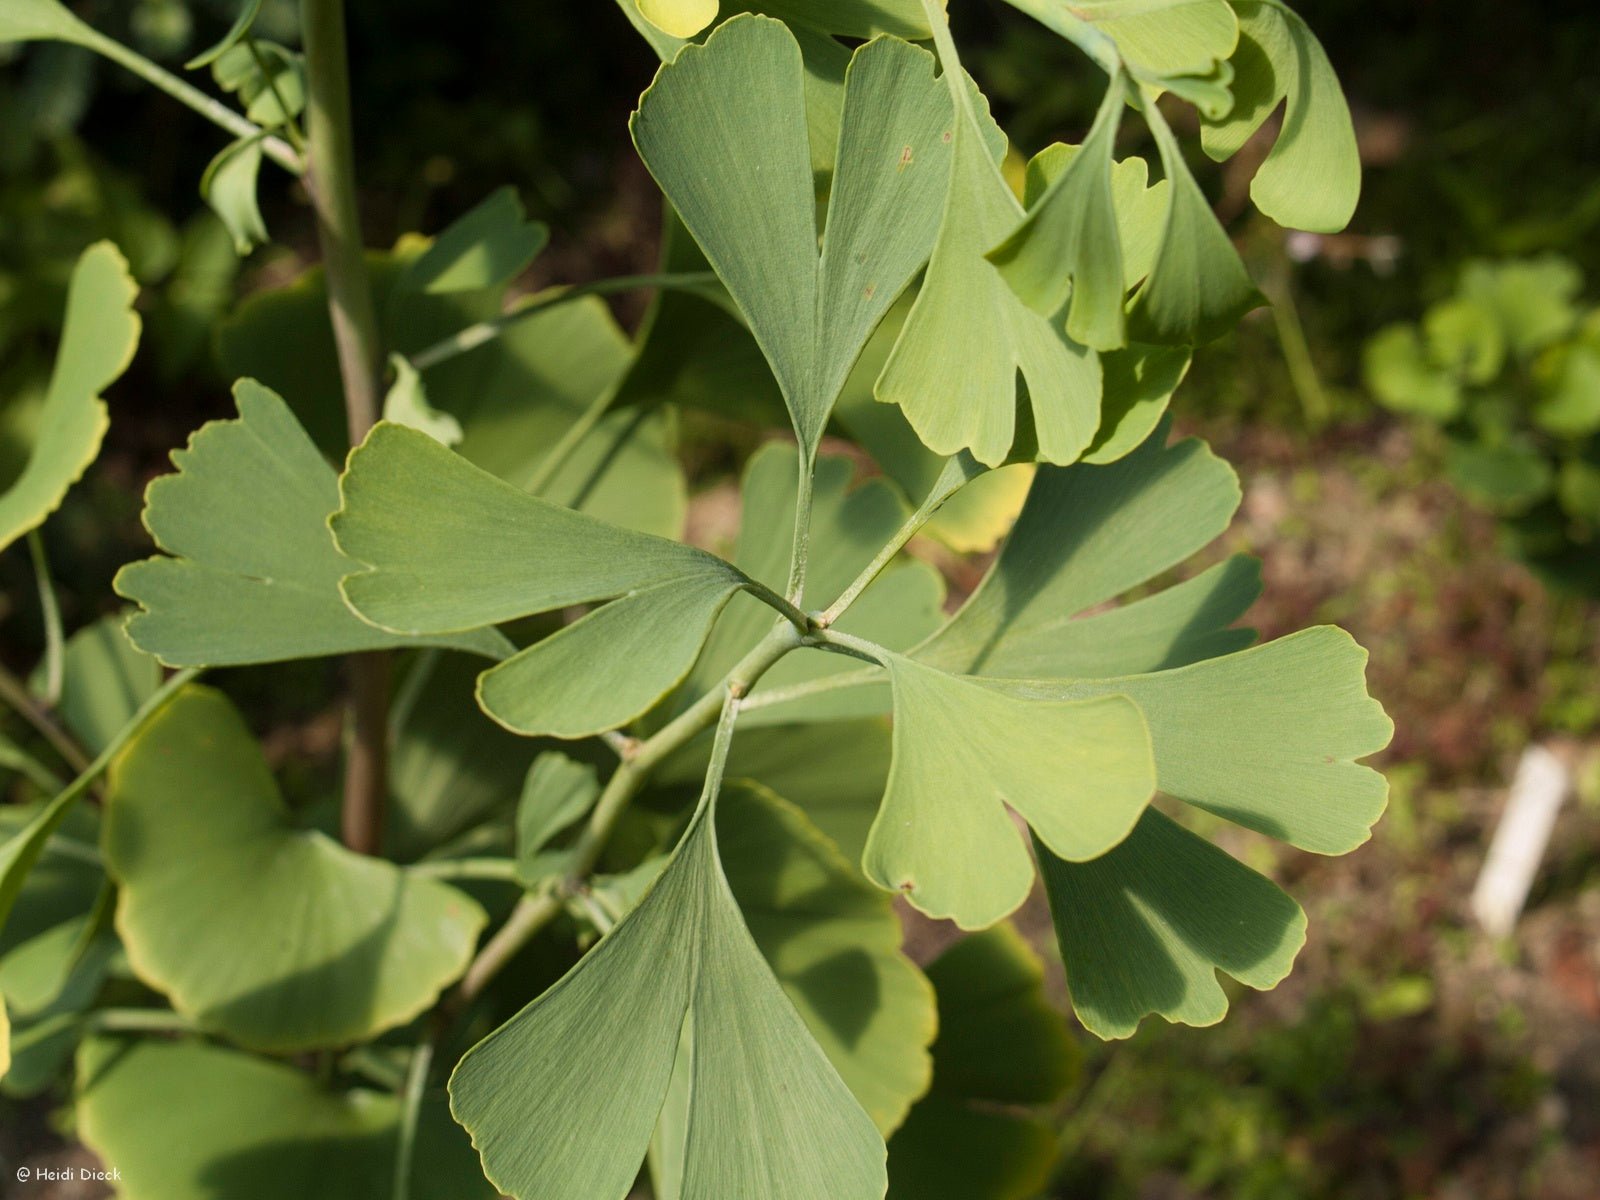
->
xmin=2 ymin=1 xmax=1600 ymax=1197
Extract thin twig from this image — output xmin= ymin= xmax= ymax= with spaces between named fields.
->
xmin=408 ymin=273 xmax=718 ymax=372
xmin=26 ymin=531 xmax=65 ymax=706
xmin=0 ymin=663 xmax=90 ymax=776
xmin=76 ymin=27 xmax=302 ymax=172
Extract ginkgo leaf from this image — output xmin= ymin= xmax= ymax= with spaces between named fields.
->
xmin=0 ymin=241 xmax=138 ymax=552
xmin=200 ymin=135 xmax=268 ymax=255
xmin=1362 ymin=324 xmax=1462 ymax=420
xmin=381 ymin=353 xmax=463 ymax=445
xmin=741 ymin=0 xmax=931 ymax=39
xmin=997 ymin=0 xmax=1237 ymax=82
xmin=631 ymin=16 xmax=955 ymax=455
xmin=334 ymin=421 xmax=748 ymax=638
xmin=103 ymin=686 xmax=487 ymax=1052
xmin=1075 ymin=0 xmax=1238 ymax=79
xmin=0 ymin=0 xmax=95 ymax=45
xmin=917 ymin=425 xmax=1253 ymax=678
xmin=718 ymin=783 xmax=935 ymax=1134
xmin=1126 ymin=96 xmax=1262 ymax=345
xmin=0 ymin=915 xmax=114 ymax=1097
xmin=990 ymin=109 xmax=1176 ymax=352
xmin=886 ymin=925 xmax=1078 ymax=1200
xmin=77 ymin=1037 xmax=497 ymax=1200
xmin=995 ymin=626 xmax=1393 ymax=853
xmin=988 ymin=74 xmax=1129 ymax=351
xmin=478 ymin=573 xmax=747 ymax=737
xmin=515 ymin=752 xmax=599 ymax=884
xmin=1086 ymin=342 xmax=1192 ymax=463
xmin=876 ymin=3 xmax=1103 ymax=466
xmin=115 ymin=381 xmax=511 ymax=666
xmin=392 ymin=186 xmax=548 ymax=296
xmin=449 ymin=772 xmax=885 ymax=1200
xmin=1460 ymin=256 xmax=1582 ymax=358
xmin=674 ymin=444 xmax=944 ymax=727
xmin=1038 ymin=806 xmax=1306 ymax=1038
xmin=1201 ymin=0 xmax=1360 ymax=234
xmin=864 ymin=653 xmax=1156 ymax=928
xmin=832 ymin=291 xmax=1035 ymax=552
xmin=636 ymin=0 xmax=718 ymax=38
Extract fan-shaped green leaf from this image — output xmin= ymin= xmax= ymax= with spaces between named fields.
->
xmin=918 ymin=426 xmax=1251 ymax=678
xmin=0 ymin=241 xmax=138 ymax=552
xmin=719 ymin=783 xmax=935 ymax=1134
xmin=877 ymin=6 xmax=1103 ymax=466
xmin=1423 ymin=297 xmax=1504 ymax=386
xmin=1039 ymin=806 xmax=1306 ymax=1038
xmin=0 ymin=0 xmax=95 ymax=45
xmin=1 ymin=915 xmax=114 ymax=1096
xmin=991 ymin=119 xmax=1175 ymax=355
xmin=631 ymin=16 xmax=955 ymax=455
xmin=393 ymin=186 xmax=548 ymax=297
xmin=1200 ymin=0 xmax=1359 ymax=233
xmin=1085 ymin=342 xmax=1193 ymax=463
xmin=866 ymin=654 xmax=1156 ymax=928
xmin=115 ymin=382 xmax=510 ymax=666
xmin=334 ymin=422 xmax=745 ymax=637
xmin=1362 ymin=323 xmax=1463 ymax=419
xmin=886 ymin=925 xmax=1077 ymax=1200
xmin=449 ymin=776 xmax=884 ymax=1200
xmin=997 ymin=626 xmax=1392 ymax=853
xmin=103 ymin=686 xmax=487 ymax=1052
xmin=831 ymin=292 xmax=1035 ymax=552
xmin=479 ymin=573 xmax=747 ymax=737
xmin=988 ymin=76 xmax=1128 ymax=350
xmin=1127 ymin=98 xmax=1262 ymax=345
xmin=1460 ymin=256 xmax=1583 ymax=357
xmin=381 ymin=353 xmax=462 ymax=445
xmin=636 ymin=0 xmax=718 ymax=38
xmin=200 ymin=136 xmax=269 ymax=255
xmin=998 ymin=0 xmax=1236 ymax=81
xmin=77 ymin=1037 xmax=497 ymax=1200
xmin=744 ymin=0 xmax=931 ymax=38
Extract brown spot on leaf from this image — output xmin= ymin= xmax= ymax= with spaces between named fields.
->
xmin=898 ymin=144 xmax=914 ymax=171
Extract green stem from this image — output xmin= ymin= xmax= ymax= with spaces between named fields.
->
xmin=0 ymin=663 xmax=89 ymax=776
xmin=1262 ymin=254 xmax=1331 ymax=428
xmin=409 ymin=857 xmax=520 ymax=882
xmin=91 ymin=1007 xmax=196 ymax=1034
xmin=808 ymin=627 xmax=889 ymax=667
xmin=785 ymin=448 xmax=816 ymax=604
xmin=300 ymin=0 xmax=390 ymax=857
xmin=409 ymin=272 xmax=718 ymax=372
xmin=392 ymin=1039 xmax=434 ymax=1200
xmin=26 ymin=531 xmax=64 ymax=707
xmin=816 ymin=454 xmax=981 ymax=628
xmin=442 ymin=622 xmax=801 ymax=1014
xmin=76 ymin=28 xmax=302 ymax=172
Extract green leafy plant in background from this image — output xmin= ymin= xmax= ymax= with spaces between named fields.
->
xmin=0 ymin=0 xmax=1389 ymax=1196
xmin=1364 ymin=255 xmax=1600 ymax=594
